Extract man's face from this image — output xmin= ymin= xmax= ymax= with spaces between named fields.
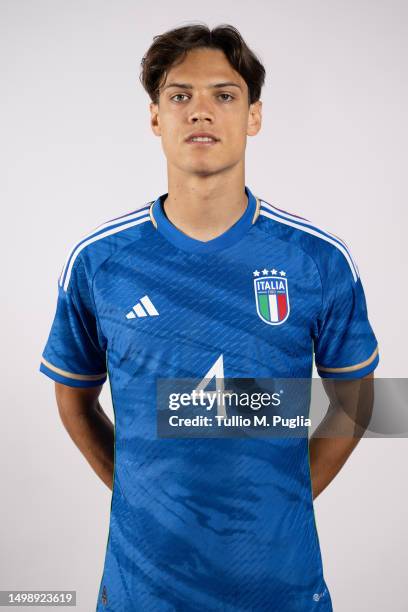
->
xmin=149 ymin=47 xmax=262 ymax=177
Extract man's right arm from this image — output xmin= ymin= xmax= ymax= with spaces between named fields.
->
xmin=55 ymin=383 xmax=114 ymax=490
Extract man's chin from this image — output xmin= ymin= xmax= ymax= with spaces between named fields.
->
xmin=184 ymin=162 xmax=231 ymax=178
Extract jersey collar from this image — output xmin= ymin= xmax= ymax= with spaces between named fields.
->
xmin=149 ymin=185 xmax=260 ymax=254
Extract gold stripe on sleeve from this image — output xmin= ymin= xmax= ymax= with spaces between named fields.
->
xmin=316 ymin=345 xmax=379 ymax=373
xmin=41 ymin=357 xmax=107 ymax=381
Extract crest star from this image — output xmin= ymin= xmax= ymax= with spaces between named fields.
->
xmin=262 ymin=268 xmax=269 ymax=275
xmin=271 ymin=268 xmax=278 ymax=275
xmin=253 ymin=270 xmax=260 ymax=276
xmin=280 ymin=270 xmax=286 ymax=276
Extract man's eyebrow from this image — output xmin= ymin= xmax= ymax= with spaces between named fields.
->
xmin=162 ymin=81 xmax=242 ymax=91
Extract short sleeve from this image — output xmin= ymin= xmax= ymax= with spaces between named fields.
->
xmin=314 ymin=248 xmax=379 ymax=379
xmin=39 ymin=254 xmax=108 ymax=388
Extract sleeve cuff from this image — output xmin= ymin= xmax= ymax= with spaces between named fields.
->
xmin=39 ymin=357 xmax=107 ymax=388
xmin=316 ymin=346 xmax=379 ymax=380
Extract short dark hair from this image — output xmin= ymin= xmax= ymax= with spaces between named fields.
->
xmin=140 ymin=23 xmax=266 ymax=105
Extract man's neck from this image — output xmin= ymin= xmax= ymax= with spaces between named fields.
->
xmin=163 ymin=170 xmax=248 ymax=242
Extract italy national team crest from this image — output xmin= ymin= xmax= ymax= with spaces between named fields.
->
xmin=253 ymin=268 xmax=290 ymax=325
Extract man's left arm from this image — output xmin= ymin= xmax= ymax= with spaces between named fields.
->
xmin=309 ymin=372 xmax=374 ymax=500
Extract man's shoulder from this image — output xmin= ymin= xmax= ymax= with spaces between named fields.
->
xmin=58 ymin=201 xmax=153 ymax=292
xmin=257 ymin=197 xmax=359 ymax=282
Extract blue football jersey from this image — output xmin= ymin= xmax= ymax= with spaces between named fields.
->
xmin=39 ymin=186 xmax=379 ymax=611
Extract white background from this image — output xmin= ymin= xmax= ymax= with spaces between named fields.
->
xmin=1 ymin=1 xmax=407 ymax=610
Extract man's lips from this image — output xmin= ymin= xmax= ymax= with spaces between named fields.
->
xmin=185 ymin=133 xmax=220 ymax=145
xmin=186 ymin=139 xmax=219 ymax=146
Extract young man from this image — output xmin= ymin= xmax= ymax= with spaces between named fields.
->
xmin=39 ymin=24 xmax=379 ymax=611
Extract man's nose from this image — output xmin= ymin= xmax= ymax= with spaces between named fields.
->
xmin=188 ymin=97 xmax=215 ymax=123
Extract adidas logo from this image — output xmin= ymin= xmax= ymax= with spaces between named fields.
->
xmin=126 ymin=295 xmax=159 ymax=319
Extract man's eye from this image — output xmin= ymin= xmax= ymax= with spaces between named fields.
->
xmin=218 ymin=93 xmax=234 ymax=102
xmin=171 ymin=94 xmax=189 ymax=102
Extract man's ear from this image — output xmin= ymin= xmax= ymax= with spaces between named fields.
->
xmin=247 ymin=100 xmax=262 ymax=137
xmin=150 ymin=101 xmax=161 ymax=137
